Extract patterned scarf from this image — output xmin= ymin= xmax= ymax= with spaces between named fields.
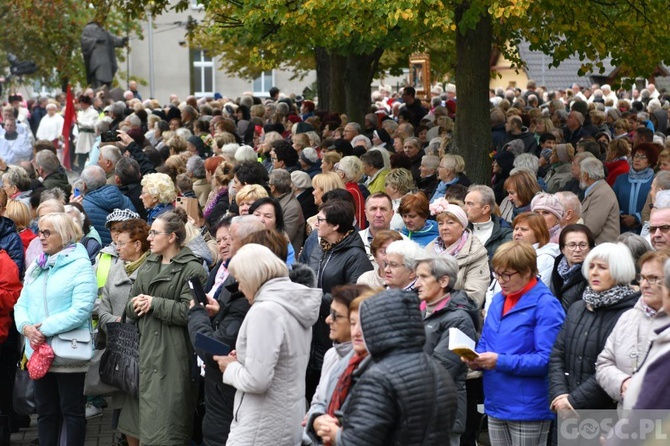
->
xmin=557 ymin=255 xmax=582 ymax=283
xmin=326 ymin=353 xmax=366 ymax=417
xmin=319 ymin=229 xmax=354 ymax=253
xmin=628 ymin=166 xmax=654 ymax=182
xmin=582 ymin=284 xmax=636 ymax=310
xmin=432 ymin=231 xmax=469 ymax=257
xmin=125 ymin=251 xmax=149 ymax=276
xmin=204 ymin=186 xmax=228 ymax=219
xmin=26 ymin=243 xmax=77 ymax=283
xmin=146 ymin=202 xmax=172 ymax=224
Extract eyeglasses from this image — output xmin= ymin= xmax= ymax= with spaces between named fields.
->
xmin=636 ymin=274 xmax=665 ymax=286
xmin=565 ymin=242 xmax=589 ymax=251
xmin=383 ymin=261 xmax=405 ymax=270
xmin=37 ymin=229 xmax=52 ymax=238
xmin=649 ymin=225 xmax=670 ymax=234
xmin=494 ymin=271 xmax=519 ymax=282
xmin=329 ymin=309 xmax=347 ymax=321
xmin=315 ymin=216 xmax=327 ymax=225
xmin=148 ymin=230 xmax=170 ymax=237
xmin=216 ymin=236 xmax=231 ymax=244
xmin=633 ymin=153 xmax=648 ymax=160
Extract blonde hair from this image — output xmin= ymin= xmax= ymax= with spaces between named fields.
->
xmin=141 ymin=173 xmax=177 ymax=204
xmin=441 ymin=154 xmax=466 ymax=174
xmin=228 ymin=244 xmax=289 ymax=298
xmin=384 ymin=168 xmax=415 ymax=195
xmin=236 ymin=184 xmax=268 ymax=204
xmin=336 ymin=156 xmax=364 ymax=182
xmin=5 ymin=199 xmax=31 ymax=230
xmin=165 ymin=155 xmax=187 ymax=176
xmin=312 ymin=171 xmax=345 ymax=193
xmin=491 ymin=241 xmax=538 ymax=277
xmin=40 ymin=212 xmax=84 ymax=245
xmin=321 ymin=152 xmax=342 ymax=167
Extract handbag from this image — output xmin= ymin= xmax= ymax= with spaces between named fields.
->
xmin=27 ymin=343 xmax=55 ymax=379
xmin=13 ymin=359 xmax=37 ymax=415
xmin=84 ymin=349 xmax=120 ymax=396
xmin=41 ymin=275 xmax=94 ymax=364
xmin=99 ymin=312 xmax=140 ymax=398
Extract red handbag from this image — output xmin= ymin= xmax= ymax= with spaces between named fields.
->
xmin=27 ymin=344 xmax=55 ymax=380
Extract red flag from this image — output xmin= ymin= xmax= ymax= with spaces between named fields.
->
xmin=60 ymin=84 xmax=76 ymax=170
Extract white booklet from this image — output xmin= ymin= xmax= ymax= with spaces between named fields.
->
xmin=448 ymin=327 xmax=479 ymax=360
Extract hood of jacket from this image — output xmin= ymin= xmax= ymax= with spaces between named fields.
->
xmin=186 ymin=233 xmax=212 ymax=265
xmin=360 ymin=289 xmax=425 ymax=359
xmin=288 ymin=262 xmax=316 ymax=288
xmin=84 ymin=184 xmax=134 ymax=210
xmin=254 ymin=276 xmax=321 ymax=329
xmin=536 ymin=242 xmax=560 ymax=258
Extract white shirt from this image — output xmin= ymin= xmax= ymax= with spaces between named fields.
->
xmin=0 ymin=132 xmax=32 ymax=164
xmin=36 ymin=113 xmax=64 ymax=141
xmin=471 ymin=218 xmax=494 ymax=246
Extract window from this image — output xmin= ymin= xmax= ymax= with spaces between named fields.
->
xmin=191 ymin=50 xmax=214 ymax=97
xmin=253 ymin=70 xmax=275 ymax=96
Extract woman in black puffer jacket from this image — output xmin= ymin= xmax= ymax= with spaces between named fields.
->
xmin=549 ymin=243 xmax=638 ymax=445
xmin=550 ymin=224 xmax=595 ymax=312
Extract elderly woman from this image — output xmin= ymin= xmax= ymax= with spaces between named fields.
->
xmin=530 ymin=192 xmax=565 ymax=243
xmin=334 ymin=156 xmax=367 ymax=230
xmin=14 ymin=212 xmax=97 ymax=446
xmin=357 ymin=230 xmax=403 ymax=288
xmin=235 ymin=184 xmax=268 ymax=216
xmin=186 ymin=155 xmax=211 ymax=208
xmin=511 ymin=212 xmax=559 ymax=286
xmin=415 ymin=254 xmax=479 ymax=446
xmin=550 ymin=224 xmax=595 ymax=311
xmin=426 ymin=198 xmax=490 ymax=308
xmin=398 ymin=193 xmax=438 ymax=247
xmin=549 ymin=243 xmax=638 ymax=441
xmin=1 ymin=165 xmax=31 ymax=205
xmin=604 ymin=139 xmax=630 ymax=186
xmin=596 ymin=250 xmax=670 ymax=411
xmin=501 ymin=169 xmax=542 ymax=223
xmin=140 ymin=172 xmax=177 ymax=224
xmin=545 ymin=143 xmax=575 ymax=193
xmin=384 ymin=168 xmax=415 ymax=231
xmin=612 ymin=118 xmax=630 ymax=140
xmin=304 ymin=285 xmax=372 ymax=445
xmin=382 ymin=239 xmax=424 ymax=291
xmin=431 ymin=154 xmax=471 ymax=203
xmin=98 ymin=219 xmax=150 ymax=446
xmin=613 ymin=142 xmax=657 ymax=234
xmin=212 ymin=243 xmax=321 ymax=445
xmin=464 ymin=242 xmax=565 ymax=446
xmin=125 ymin=211 xmax=207 ymax=445
xmin=418 ymin=154 xmax=440 ymax=200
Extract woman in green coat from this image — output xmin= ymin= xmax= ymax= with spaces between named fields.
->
xmin=125 ymin=209 xmax=207 ymax=446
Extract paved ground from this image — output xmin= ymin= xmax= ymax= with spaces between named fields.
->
xmin=10 ymin=409 xmax=118 ymax=446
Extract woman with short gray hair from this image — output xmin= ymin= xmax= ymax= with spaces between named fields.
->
xmin=414 ymin=254 xmax=478 ymax=446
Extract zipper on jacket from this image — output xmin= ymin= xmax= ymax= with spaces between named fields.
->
xmin=234 ymin=392 xmax=245 ymax=422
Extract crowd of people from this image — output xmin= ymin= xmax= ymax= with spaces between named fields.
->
xmin=1 ymin=79 xmax=670 ymax=446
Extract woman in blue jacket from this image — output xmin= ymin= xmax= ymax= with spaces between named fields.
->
xmin=464 ymin=241 xmax=565 ymax=446
xmin=612 ymin=143 xmax=657 ymax=234
xmin=14 ymin=212 xmax=97 ymax=446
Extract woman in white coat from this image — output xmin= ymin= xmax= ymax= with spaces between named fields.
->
xmin=213 ymin=243 xmax=321 ymax=446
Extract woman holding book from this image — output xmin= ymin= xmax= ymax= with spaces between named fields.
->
xmin=463 ymin=241 xmax=565 ymax=446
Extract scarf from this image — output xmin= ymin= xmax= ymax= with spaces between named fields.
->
xmin=326 ymin=353 xmax=366 ymax=417
xmin=204 ymin=186 xmax=228 ymax=219
xmin=582 ymin=284 xmax=636 ymax=310
xmin=27 ymin=244 xmax=77 ymax=282
xmin=125 ymin=251 xmax=149 ymax=276
xmin=557 ymin=255 xmax=582 ymax=283
xmin=512 ymin=202 xmax=531 ymax=219
xmin=319 ymin=229 xmax=354 ymax=253
xmin=627 ymin=166 xmax=654 ymax=182
xmin=503 ymin=277 xmax=538 ymax=316
xmin=147 ymin=202 xmax=172 ymax=224
xmin=433 ymin=230 xmax=469 ymax=257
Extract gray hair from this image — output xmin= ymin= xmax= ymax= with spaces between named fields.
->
xmin=127 ymin=114 xmax=141 ymax=128
xmin=239 ymin=95 xmax=254 ymax=109
xmin=426 ymin=137 xmax=443 ymax=156
xmin=664 ymin=259 xmax=670 ymax=289
xmin=555 ymin=191 xmax=582 ymax=218
xmin=467 ymin=185 xmax=496 ymax=209
xmin=386 ymin=239 xmax=424 ymax=270
xmin=275 ymin=102 xmax=289 ymax=115
xmin=337 ymin=156 xmax=364 ymax=182
xmin=269 ymin=168 xmax=292 ymax=195
xmin=654 ymin=190 xmax=670 ymax=209
xmin=513 ymin=153 xmax=539 ymax=174
xmin=582 ymin=243 xmax=635 ymax=285
xmin=580 ymin=158 xmax=605 ymax=182
xmin=616 ymin=233 xmax=652 ymax=271
xmin=35 ymin=150 xmax=60 ymax=175
xmin=112 ymin=101 xmax=126 ymax=119
xmin=235 ymin=145 xmax=257 ymax=163
xmin=230 ymin=214 xmax=265 ymax=242
xmin=421 ymin=155 xmax=440 ymax=171
xmin=176 ymin=128 xmax=193 ymax=140
xmin=306 ymin=131 xmax=321 ymax=148
xmin=100 ymin=145 xmax=123 ymax=164
xmin=345 ymin=122 xmax=361 ymax=134
xmin=414 ymin=254 xmax=459 ymax=291
xmin=221 ymin=143 xmax=240 ymax=160
xmin=654 ymin=171 xmax=670 ymax=192
xmin=186 ymin=156 xmax=206 ymax=179
xmin=64 ymin=204 xmax=85 ymax=229
xmin=2 ymin=166 xmax=30 ymax=190
xmin=351 ymin=135 xmax=372 ymax=150
xmin=80 ymin=165 xmax=107 ymax=191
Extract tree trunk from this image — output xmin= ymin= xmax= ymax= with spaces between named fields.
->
xmin=454 ymin=9 xmax=493 ymax=185
xmin=314 ymin=47 xmax=331 ymax=111
xmin=329 ymin=53 xmax=347 ymax=114
xmin=343 ymin=48 xmax=384 ymax=125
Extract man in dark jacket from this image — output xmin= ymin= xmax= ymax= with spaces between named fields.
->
xmin=465 ymin=185 xmax=512 ymax=260
xmin=335 ymin=289 xmax=457 ymax=445
xmin=401 ymin=87 xmax=428 ymax=128
xmin=563 ymin=111 xmax=592 ymax=147
xmin=115 ymin=157 xmax=147 ymax=221
xmin=80 ymin=165 xmax=135 ymax=245
xmin=491 ymin=108 xmax=507 ymax=152
xmin=35 ymin=149 xmax=72 ymax=197
xmin=503 ymin=115 xmax=538 ymax=155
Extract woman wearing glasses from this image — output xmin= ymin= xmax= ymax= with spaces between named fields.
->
xmin=14 ymin=212 xmax=97 ymax=446
xmin=596 ymin=250 xmax=670 ymax=411
xmin=463 ymin=241 xmax=565 ymax=446
xmin=550 ymin=224 xmax=595 ymax=312
xmin=613 ymin=143 xmax=658 ymax=234
xmin=125 ymin=210 xmax=207 ymax=445
xmin=549 ymin=243 xmax=638 ymax=443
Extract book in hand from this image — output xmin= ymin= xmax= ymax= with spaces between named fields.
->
xmin=448 ymin=327 xmax=479 ymax=361
xmin=194 ymin=333 xmax=231 ymax=357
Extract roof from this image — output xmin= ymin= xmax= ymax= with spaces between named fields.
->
xmin=516 ymin=41 xmax=616 ymax=91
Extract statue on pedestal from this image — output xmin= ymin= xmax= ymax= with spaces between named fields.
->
xmin=80 ymin=22 xmax=128 ymax=89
